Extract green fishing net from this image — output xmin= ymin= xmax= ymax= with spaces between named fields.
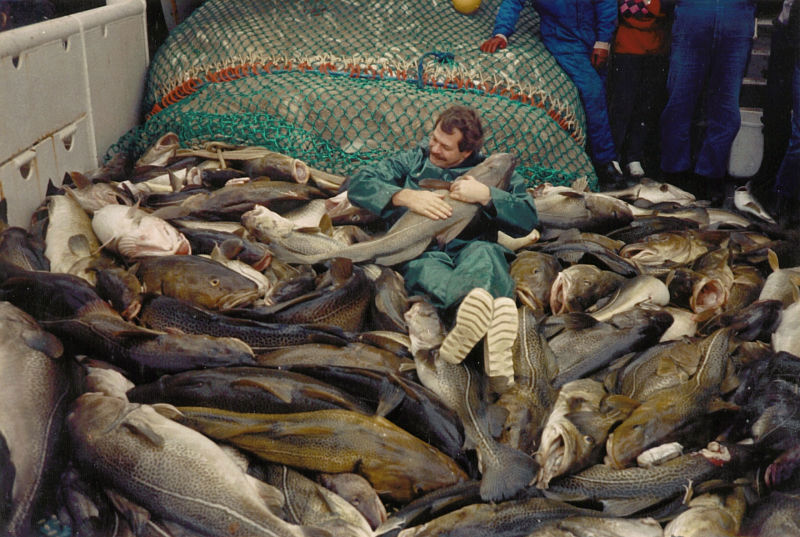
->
xmin=109 ymin=0 xmax=596 ymax=187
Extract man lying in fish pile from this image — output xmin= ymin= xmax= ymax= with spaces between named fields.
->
xmin=345 ymin=104 xmax=539 ymax=392
xmin=3 ymin=109 xmax=800 ymax=537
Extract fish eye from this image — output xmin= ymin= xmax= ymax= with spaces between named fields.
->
xmin=583 ymin=435 xmax=594 ymax=446
xmin=210 ymin=278 xmax=220 ymax=287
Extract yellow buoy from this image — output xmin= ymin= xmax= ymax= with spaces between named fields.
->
xmin=453 ymin=0 xmax=481 ymax=15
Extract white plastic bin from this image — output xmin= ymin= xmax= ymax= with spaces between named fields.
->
xmin=728 ymin=107 xmax=764 ymax=179
xmin=0 ymin=0 xmax=148 ymax=227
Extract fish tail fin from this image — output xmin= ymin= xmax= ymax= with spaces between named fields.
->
xmin=478 ymin=443 xmax=537 ymax=501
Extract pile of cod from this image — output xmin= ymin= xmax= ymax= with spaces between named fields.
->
xmin=2 ymin=133 xmax=800 ymax=537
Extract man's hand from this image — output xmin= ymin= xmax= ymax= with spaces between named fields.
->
xmin=590 ymin=46 xmax=609 ymax=69
xmin=480 ymin=35 xmax=507 ymax=53
xmin=392 ymin=189 xmax=453 ymax=219
xmin=450 ymin=175 xmax=491 ymax=205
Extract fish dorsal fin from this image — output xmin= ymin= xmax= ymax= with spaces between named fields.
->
xmin=767 ymin=249 xmax=780 ymax=272
xmin=231 ymin=378 xmax=295 ymax=404
xmin=151 ymin=403 xmax=183 ymax=420
xmin=376 ymin=378 xmax=404 ymax=418
xmin=319 ymin=213 xmax=334 ymax=235
xmin=330 ymin=257 xmax=354 ymax=285
xmin=122 ymin=413 xmax=165 ymax=447
xmin=69 ymin=170 xmax=91 ymax=189
xmin=558 ymin=190 xmax=585 ymax=200
xmin=219 ymin=238 xmax=244 ymax=260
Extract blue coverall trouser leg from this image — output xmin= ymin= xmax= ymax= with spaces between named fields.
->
xmin=775 ymin=54 xmax=800 ymax=201
xmin=549 ymin=50 xmax=617 ymax=165
xmin=659 ymin=1 xmax=755 ymax=179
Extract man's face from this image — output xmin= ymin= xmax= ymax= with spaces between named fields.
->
xmin=428 ymin=124 xmax=472 ymax=168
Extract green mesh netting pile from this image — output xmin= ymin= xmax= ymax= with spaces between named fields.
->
xmin=109 ymin=0 xmax=597 ymax=187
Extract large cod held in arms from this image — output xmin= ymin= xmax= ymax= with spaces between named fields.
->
xmin=243 ymin=153 xmax=518 ymax=266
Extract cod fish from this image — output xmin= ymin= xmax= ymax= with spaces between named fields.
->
xmin=92 ymin=204 xmax=191 ymax=258
xmin=547 ymin=307 xmax=673 ymax=387
xmin=317 ymin=473 xmax=387 ymax=530
xmin=135 ymin=254 xmax=261 ymax=310
xmin=605 ymin=328 xmax=731 ymax=468
xmin=42 ymin=311 xmax=256 ymax=382
xmin=0 ymin=227 xmax=50 ymax=272
xmin=589 ymin=274 xmax=670 ymax=322
xmin=620 ymin=230 xmax=728 ymax=276
xmin=773 ymin=300 xmax=800 ymax=357
xmin=259 ymin=465 xmax=373 ymax=537
xmin=739 ymin=491 xmax=800 ymax=537
xmin=509 ymin=250 xmax=562 ymax=314
xmin=528 ymin=515 xmax=663 ymax=537
xmin=496 ymin=306 xmax=559 ymax=453
xmin=531 ymin=183 xmax=634 ymax=232
xmin=0 ymin=302 xmax=68 ymax=537
xmin=546 ymin=442 xmax=745 ymax=517
xmin=535 ymin=379 xmax=638 ymax=488
xmin=605 ymin=177 xmax=697 ymax=206
xmin=666 ymin=247 xmax=734 ymax=321
xmin=126 ymin=365 xmax=371 ymax=415
xmin=174 ymin=406 xmax=467 ymax=503
xmin=67 ymin=393 xmax=326 ymax=537
xmin=242 ymin=151 xmax=311 ymax=184
xmin=663 ymin=488 xmax=746 ymax=537
xmin=94 ymin=265 xmax=143 ymax=320
xmin=44 ymin=194 xmax=104 ymax=284
xmin=245 ymin=153 xmax=517 ymax=266
xmin=396 ymin=496 xmax=601 ymax=537
xmin=282 ymin=363 xmax=467 ymax=467
xmin=174 ymin=223 xmax=272 ymax=271
xmin=157 ymin=179 xmax=327 ymax=221
xmin=549 ymin=264 xmax=627 ymax=314
xmin=139 ymin=294 xmax=348 ymax=350
xmin=405 ymin=299 xmax=537 ymax=502
xmin=233 ymin=259 xmax=370 ymax=332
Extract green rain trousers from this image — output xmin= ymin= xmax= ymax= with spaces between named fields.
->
xmin=346 ymin=145 xmax=539 ymax=313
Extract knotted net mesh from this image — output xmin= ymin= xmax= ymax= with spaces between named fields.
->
xmin=109 ymin=0 xmax=596 ymax=187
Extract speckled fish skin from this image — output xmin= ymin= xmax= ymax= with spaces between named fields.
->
xmin=138 ymin=294 xmax=349 ymax=349
xmin=545 ymin=442 xmax=744 ymax=515
xmin=605 ymin=329 xmax=731 ymax=469
xmin=0 ymin=302 xmax=67 ymax=537
xmin=126 ymin=366 xmax=371 ymax=415
xmin=259 ymin=465 xmax=374 ymax=537
xmin=41 ymin=311 xmax=256 ymax=382
xmin=496 ymin=306 xmax=558 ymax=453
xmin=135 ymin=254 xmax=261 ymax=310
xmin=405 ymin=300 xmax=537 ymax=502
xmin=67 ymin=393 xmax=319 ymax=537
xmin=509 ymin=251 xmax=562 ymax=314
xmin=173 ymin=406 xmax=468 ymax=503
xmin=396 ymin=496 xmax=601 ymax=537
xmin=317 ymin=472 xmax=387 ymax=530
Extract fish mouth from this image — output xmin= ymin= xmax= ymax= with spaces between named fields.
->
xmin=216 ymin=290 xmax=260 ymax=310
xmin=516 ymin=286 xmax=546 ymax=313
xmin=549 ymin=275 xmax=571 ymax=314
xmin=690 ymin=278 xmax=728 ymax=320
